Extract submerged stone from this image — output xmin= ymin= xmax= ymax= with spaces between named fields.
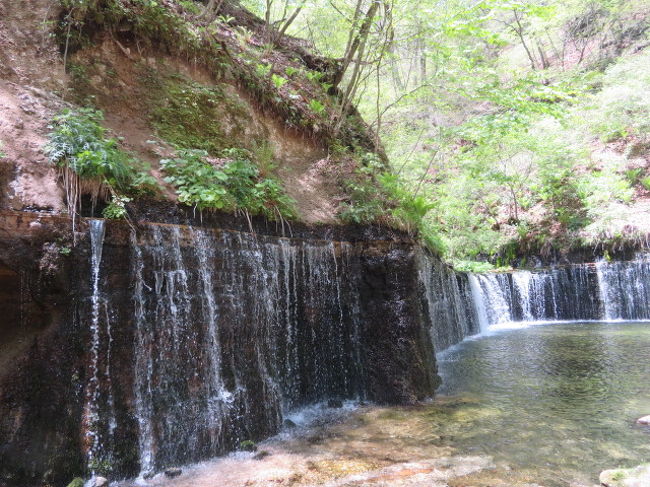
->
xmin=600 ymin=464 xmax=650 ymax=487
xmin=164 ymin=468 xmax=182 ymax=478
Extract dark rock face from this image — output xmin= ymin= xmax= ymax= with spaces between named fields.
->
xmin=0 ymin=212 xmax=87 ymax=487
xmin=0 ymin=211 xmax=447 ymax=486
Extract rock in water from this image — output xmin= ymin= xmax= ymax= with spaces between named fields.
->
xmin=328 ymin=399 xmax=343 ymax=408
xmin=283 ymin=419 xmax=297 ymax=428
xmin=600 ymin=464 xmax=650 ymax=487
xmin=164 ymin=468 xmax=182 ymax=478
xmin=636 ymin=415 xmax=650 ymax=425
xmin=253 ymin=450 xmax=271 ymax=460
xmin=93 ymin=477 xmax=108 ymax=487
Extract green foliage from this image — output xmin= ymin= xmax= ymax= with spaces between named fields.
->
xmin=537 ymin=167 xmax=587 ymax=229
xmin=625 ymin=168 xmax=645 ymax=186
xmin=285 ymin=66 xmax=299 ymax=77
xmin=583 ymin=51 xmax=650 ymax=141
xmin=88 ymin=458 xmax=112 ymax=477
xmin=642 ymin=177 xmax=650 ymax=191
xmin=66 ymin=478 xmax=84 ymax=487
xmin=250 ymin=141 xmax=277 ymax=177
xmin=452 ymin=260 xmax=496 ymax=273
xmin=102 ymin=195 xmax=132 ymax=219
xmin=271 ymin=73 xmax=289 ymax=90
xmin=45 ymin=108 xmax=137 ymax=191
xmin=58 ymin=245 xmax=72 ymax=256
xmin=238 ymin=440 xmax=257 ymax=452
xmin=305 ymin=70 xmax=324 ymax=82
xmin=58 ymin=0 xmax=201 ymax=55
xmin=178 ymin=0 xmax=200 ymax=14
xmin=256 ymin=63 xmax=273 ymax=77
xmin=147 ymin=76 xmax=241 ymax=155
xmin=161 ymin=149 xmax=296 ymax=219
xmin=308 ymin=99 xmax=326 ymax=115
xmin=217 ymin=14 xmax=235 ymax=24
xmin=339 ymin=152 xmax=441 ymax=247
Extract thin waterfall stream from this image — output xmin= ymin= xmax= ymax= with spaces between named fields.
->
xmin=85 ymin=219 xmax=107 ymax=477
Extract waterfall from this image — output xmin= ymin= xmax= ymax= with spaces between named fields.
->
xmin=77 ymin=217 xmax=650 ymax=480
xmin=418 ymin=252 xmax=481 ymax=351
xmin=595 ymin=256 xmax=650 ymax=320
xmin=470 ymin=255 xmax=650 ymax=327
xmin=84 ymin=219 xmax=107 ymax=475
xmin=126 ymin=225 xmax=368 ymax=473
xmin=512 ymin=271 xmax=533 ymax=321
xmin=472 ymin=274 xmax=513 ymax=325
xmin=468 ymin=275 xmax=489 ymax=333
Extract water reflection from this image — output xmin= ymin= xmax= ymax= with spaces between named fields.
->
xmin=436 ymin=322 xmax=650 ymax=485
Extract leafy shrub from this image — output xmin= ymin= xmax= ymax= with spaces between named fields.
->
xmin=308 ymin=99 xmax=326 ymax=115
xmin=451 ymin=260 xmax=495 ymax=273
xmin=161 ymin=148 xmax=296 ymax=219
xmin=256 ymin=63 xmax=272 ymax=77
xmin=45 ymin=108 xmax=157 ymax=227
xmin=238 ymin=440 xmax=257 ymax=452
xmin=66 ymin=478 xmax=84 ymax=487
xmin=285 ymin=66 xmax=299 ymax=77
xmin=625 ymin=168 xmax=645 ymax=186
xmin=538 ymin=168 xmax=588 ymax=229
xmin=339 ymin=152 xmax=440 ymax=246
xmin=45 ymin=108 xmax=136 ymax=190
xmin=271 ymin=74 xmax=288 ymax=90
xmin=583 ymin=51 xmax=650 ymax=141
xmin=102 ymin=195 xmax=132 ymax=219
xmin=178 ymin=0 xmax=200 ymax=14
xmin=305 ymin=70 xmax=324 ymax=82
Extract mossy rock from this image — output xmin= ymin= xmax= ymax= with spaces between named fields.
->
xmin=139 ymin=68 xmax=253 ymax=156
xmin=238 ymin=440 xmax=257 ymax=452
xmin=66 ymin=478 xmax=85 ymax=487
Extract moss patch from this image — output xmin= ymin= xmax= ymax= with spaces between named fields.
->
xmin=141 ymin=69 xmax=250 ymax=155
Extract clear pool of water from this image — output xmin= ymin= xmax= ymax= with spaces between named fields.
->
xmin=435 ymin=321 xmax=650 ymax=485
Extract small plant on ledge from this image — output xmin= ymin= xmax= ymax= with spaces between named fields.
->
xmin=161 ymin=148 xmax=297 ymax=224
